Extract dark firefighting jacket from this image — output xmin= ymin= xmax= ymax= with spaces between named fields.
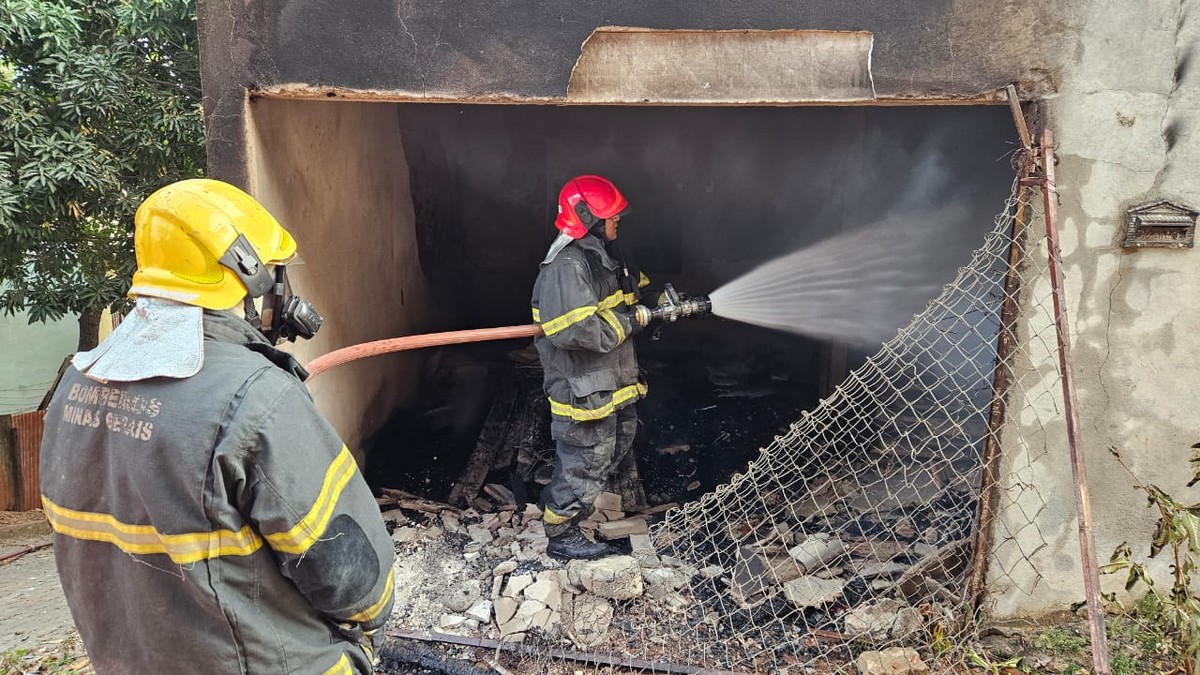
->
xmin=39 ymin=311 xmax=395 ymax=675
xmin=531 ymin=235 xmax=649 ymax=442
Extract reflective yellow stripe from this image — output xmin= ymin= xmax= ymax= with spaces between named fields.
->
xmin=41 ymin=496 xmax=263 ymax=564
xmin=543 ymin=506 xmax=572 ymax=525
xmin=265 ymin=445 xmax=357 ymax=555
xmin=598 ymin=308 xmax=625 ymax=343
xmin=347 ymin=567 xmax=395 ymax=623
xmin=531 ymin=308 xmax=541 ymax=322
xmin=548 ymin=382 xmax=648 ymax=422
xmin=597 ymin=289 xmax=624 ymax=310
xmin=638 ymin=272 xmax=650 ymax=289
xmin=322 ymin=654 xmax=352 ymax=675
xmin=539 ymin=304 xmax=598 ymax=336
xmin=598 ymin=289 xmax=638 ymax=310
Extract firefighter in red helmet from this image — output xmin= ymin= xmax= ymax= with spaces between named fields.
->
xmin=531 ymin=175 xmax=651 ymax=560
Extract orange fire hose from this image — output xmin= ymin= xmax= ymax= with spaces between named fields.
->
xmin=304 ymin=324 xmax=544 ymax=381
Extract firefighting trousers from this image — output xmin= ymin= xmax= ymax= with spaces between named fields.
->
xmin=542 ymin=405 xmax=637 ymax=537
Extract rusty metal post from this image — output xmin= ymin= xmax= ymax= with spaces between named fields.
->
xmin=965 ymin=185 xmax=1030 ymax=615
xmin=965 ymin=87 xmax=1036 ymax=616
xmin=1039 ymin=128 xmax=1112 ymax=675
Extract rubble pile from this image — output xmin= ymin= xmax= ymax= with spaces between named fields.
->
xmin=381 ymin=489 xmax=700 ymax=651
xmin=686 ymin=495 xmax=974 ymax=620
xmin=380 ymin=480 xmax=962 ymax=665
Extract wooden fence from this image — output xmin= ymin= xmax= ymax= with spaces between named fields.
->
xmin=0 ymin=410 xmax=47 ymax=511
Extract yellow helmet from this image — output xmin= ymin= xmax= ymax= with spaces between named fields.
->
xmin=129 ymin=179 xmax=297 ymax=310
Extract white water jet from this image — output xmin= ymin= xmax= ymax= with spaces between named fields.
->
xmin=708 ymin=156 xmax=975 ymax=344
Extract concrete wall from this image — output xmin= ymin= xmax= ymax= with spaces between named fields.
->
xmin=989 ymin=0 xmax=1200 ymax=616
xmin=246 ymin=99 xmax=433 ymax=457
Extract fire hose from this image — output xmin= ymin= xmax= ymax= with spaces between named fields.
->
xmin=304 ymin=284 xmax=711 ymax=380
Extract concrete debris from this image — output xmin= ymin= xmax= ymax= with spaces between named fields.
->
xmin=730 ymin=546 xmax=778 ymax=607
xmin=843 ymin=599 xmax=923 ymax=639
xmin=392 ymin=526 xmax=419 ymax=544
xmin=438 ymin=613 xmax=469 ymax=630
xmin=440 ymin=512 xmax=463 ymax=534
xmin=503 ymin=574 xmax=534 ymax=598
xmin=382 ymin=479 xmax=960 ymax=659
xmin=642 ymin=566 xmax=691 ymax=602
xmin=592 ymin=492 xmax=623 ymax=513
xmin=567 ymin=556 xmax=644 ymax=600
xmin=443 ymin=579 xmax=481 ymax=613
xmin=465 ymin=600 xmax=493 ymax=623
xmin=787 ymin=533 xmax=846 ymax=571
xmin=565 ymin=593 xmax=613 ymax=648
xmin=463 ymin=523 xmax=492 ymax=542
xmin=523 ymin=572 xmax=562 ymax=611
xmin=598 ymin=516 xmax=648 ymax=539
xmin=494 ymin=596 xmax=518 ymax=625
xmin=855 ymin=647 xmax=930 ymax=675
xmin=628 ymin=533 xmax=661 ymax=568
xmin=782 ymin=576 xmax=846 ymax=609
xmin=382 ymin=510 xmax=408 ymax=526
xmin=501 ymin=598 xmax=550 ymax=636
xmin=853 ymin=561 xmax=909 ymax=579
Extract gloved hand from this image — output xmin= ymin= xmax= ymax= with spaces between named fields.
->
xmin=365 ymin=627 xmax=386 ymax=664
xmin=336 ymin=621 xmax=384 ymax=665
xmin=632 ymin=304 xmax=653 ymax=329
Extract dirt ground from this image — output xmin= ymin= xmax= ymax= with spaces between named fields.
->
xmin=0 ymin=511 xmax=90 ymax=674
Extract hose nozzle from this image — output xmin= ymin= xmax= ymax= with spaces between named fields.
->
xmin=634 ymin=283 xmax=712 ymax=327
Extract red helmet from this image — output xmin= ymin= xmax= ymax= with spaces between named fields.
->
xmin=554 ymin=175 xmax=629 ymax=239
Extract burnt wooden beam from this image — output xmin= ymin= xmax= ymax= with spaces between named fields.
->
xmin=385 ymin=628 xmax=753 ymax=675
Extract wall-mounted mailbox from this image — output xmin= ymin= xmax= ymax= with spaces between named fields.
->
xmin=1123 ymin=200 xmax=1198 ymax=249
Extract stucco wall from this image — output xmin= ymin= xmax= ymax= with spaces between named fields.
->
xmin=245 ymin=99 xmax=433 ymax=457
xmin=0 ymin=313 xmax=75 ymax=414
xmin=989 ymin=0 xmax=1200 ymax=616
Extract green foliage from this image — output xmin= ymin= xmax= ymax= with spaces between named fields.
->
xmin=1100 ymin=446 xmax=1200 ymax=674
xmin=0 ymin=0 xmax=204 ymax=335
xmin=1032 ymin=625 xmax=1089 ymax=654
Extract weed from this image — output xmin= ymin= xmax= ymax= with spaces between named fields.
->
xmin=1032 ymin=626 xmax=1088 ymax=654
xmin=1101 ymin=444 xmax=1200 ymax=675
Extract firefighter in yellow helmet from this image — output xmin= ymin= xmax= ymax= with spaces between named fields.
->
xmin=40 ymin=179 xmax=396 ymax=674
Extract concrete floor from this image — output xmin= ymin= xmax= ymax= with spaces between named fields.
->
xmin=0 ymin=528 xmax=75 ymax=654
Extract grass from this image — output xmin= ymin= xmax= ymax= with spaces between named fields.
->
xmin=0 ymin=632 xmax=92 ymax=674
xmin=1015 ymin=597 xmax=1186 ymax=675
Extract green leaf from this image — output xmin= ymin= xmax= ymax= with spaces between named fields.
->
xmin=0 ymin=0 xmax=203 ymax=333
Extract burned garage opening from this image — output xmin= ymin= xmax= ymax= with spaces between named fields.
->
xmin=247 ymin=95 xmax=1032 ymax=668
xmin=345 ymin=103 xmax=1015 ymax=511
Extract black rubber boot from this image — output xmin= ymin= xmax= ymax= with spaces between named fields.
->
xmin=546 ymin=525 xmax=617 ymax=561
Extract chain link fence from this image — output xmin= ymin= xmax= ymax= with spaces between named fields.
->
xmin=383 ymin=179 xmax=1069 ymax=673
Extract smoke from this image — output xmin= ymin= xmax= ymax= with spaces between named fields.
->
xmin=708 ymin=150 xmax=976 ymax=344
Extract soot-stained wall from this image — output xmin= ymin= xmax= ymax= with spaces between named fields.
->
xmin=247 ymin=99 xmax=434 ymax=456
xmin=399 ymin=104 xmax=1016 ymax=341
xmin=198 ymin=0 xmax=1076 ymax=187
